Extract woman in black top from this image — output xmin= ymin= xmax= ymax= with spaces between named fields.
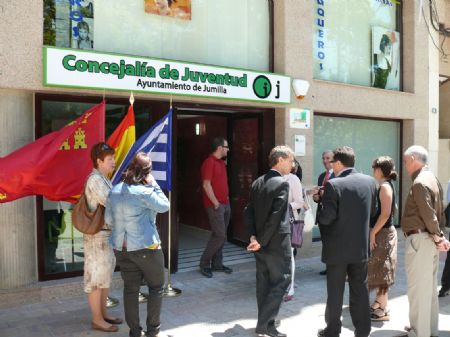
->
xmin=368 ymin=156 xmax=398 ymax=321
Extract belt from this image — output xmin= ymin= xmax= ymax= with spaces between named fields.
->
xmin=404 ymin=229 xmax=429 ymax=237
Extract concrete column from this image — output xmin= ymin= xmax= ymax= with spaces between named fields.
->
xmin=0 ymin=89 xmax=37 ymax=288
xmin=428 ymin=13 xmax=440 ymax=173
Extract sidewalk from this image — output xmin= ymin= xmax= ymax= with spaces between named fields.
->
xmin=2 ymin=231 xmax=450 ymax=337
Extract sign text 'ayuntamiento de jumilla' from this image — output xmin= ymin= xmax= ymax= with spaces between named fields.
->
xmin=43 ymin=47 xmax=291 ymax=104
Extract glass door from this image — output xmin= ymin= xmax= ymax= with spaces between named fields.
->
xmin=228 ymin=117 xmax=260 ymax=243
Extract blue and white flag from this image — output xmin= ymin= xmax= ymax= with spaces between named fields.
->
xmin=112 ymin=109 xmax=172 ymax=191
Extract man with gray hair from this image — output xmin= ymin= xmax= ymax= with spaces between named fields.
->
xmin=245 ymin=145 xmax=294 ymax=337
xmin=398 ymin=145 xmax=450 ymax=337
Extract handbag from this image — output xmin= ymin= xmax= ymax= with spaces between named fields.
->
xmin=289 ymin=205 xmax=304 ymax=248
xmin=71 ymin=192 xmax=105 ymax=235
xmin=291 ymin=219 xmax=304 ymax=248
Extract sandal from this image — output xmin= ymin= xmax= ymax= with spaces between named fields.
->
xmin=371 ymin=307 xmax=390 ymax=321
xmin=370 ymin=300 xmax=382 ymax=313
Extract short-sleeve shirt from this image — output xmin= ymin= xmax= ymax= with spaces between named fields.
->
xmin=201 ymin=155 xmax=229 ymax=208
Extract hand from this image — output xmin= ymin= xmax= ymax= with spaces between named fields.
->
xmin=247 ymin=236 xmax=261 ymax=252
xmin=312 ymin=193 xmax=320 ymax=202
xmin=213 ymin=201 xmax=220 ymax=209
xmin=436 ymin=238 xmax=450 ymax=252
xmin=306 ymin=187 xmax=319 ymax=196
xmin=303 ymin=203 xmax=310 ymax=210
xmin=145 ymin=173 xmax=155 ymax=185
xmin=370 ymin=230 xmax=377 ymax=251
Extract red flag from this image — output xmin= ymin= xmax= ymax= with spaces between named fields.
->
xmin=0 ymin=102 xmax=105 ymax=203
xmin=107 ymin=105 xmax=136 ymax=168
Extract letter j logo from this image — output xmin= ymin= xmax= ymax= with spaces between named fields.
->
xmin=253 ymin=75 xmax=272 ymax=99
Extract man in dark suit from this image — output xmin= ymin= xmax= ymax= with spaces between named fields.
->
xmin=313 ymin=150 xmax=334 ymax=275
xmin=244 ymin=145 xmax=294 ymax=337
xmin=317 ymin=146 xmax=377 ymax=337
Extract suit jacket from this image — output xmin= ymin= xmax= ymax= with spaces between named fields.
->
xmin=315 ymin=170 xmax=334 ymax=223
xmin=244 ymin=170 xmax=290 ymax=248
xmin=318 ymin=168 xmax=377 ymax=264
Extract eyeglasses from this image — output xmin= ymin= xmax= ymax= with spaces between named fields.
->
xmin=101 ymin=143 xmax=113 ymax=151
xmin=222 ymin=145 xmax=230 ymax=149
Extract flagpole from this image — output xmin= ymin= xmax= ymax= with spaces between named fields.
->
xmin=163 ymin=97 xmax=181 ymax=297
xmin=163 ymin=192 xmax=181 ymax=297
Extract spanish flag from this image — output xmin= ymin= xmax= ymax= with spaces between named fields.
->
xmin=0 ymin=102 xmax=105 ymax=203
xmin=107 ymin=105 xmax=136 ymax=167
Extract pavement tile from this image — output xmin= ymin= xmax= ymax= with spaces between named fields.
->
xmin=4 ymin=231 xmax=450 ymax=337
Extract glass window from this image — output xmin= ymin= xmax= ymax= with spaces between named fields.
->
xmin=43 ymin=0 xmax=271 ymax=72
xmin=313 ymin=0 xmax=401 ymax=90
xmin=39 ymin=98 xmax=152 ymax=276
xmin=313 ymin=115 xmax=401 ymax=238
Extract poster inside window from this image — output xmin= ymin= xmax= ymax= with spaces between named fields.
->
xmin=43 ymin=0 xmax=94 ymax=49
xmin=43 ymin=0 xmax=270 ymax=72
xmin=372 ymin=27 xmax=400 ymax=90
xmin=144 ymin=0 xmax=191 ymax=20
xmin=313 ymin=0 xmax=401 ymax=90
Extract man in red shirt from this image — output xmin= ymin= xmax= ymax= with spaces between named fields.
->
xmin=199 ymin=137 xmax=232 ymax=278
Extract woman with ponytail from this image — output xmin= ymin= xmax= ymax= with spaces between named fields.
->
xmin=106 ymin=152 xmax=170 ymax=337
xmin=368 ymin=156 xmax=398 ymax=321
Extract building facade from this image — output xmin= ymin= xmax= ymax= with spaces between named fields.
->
xmin=0 ymin=0 xmax=441 ymax=289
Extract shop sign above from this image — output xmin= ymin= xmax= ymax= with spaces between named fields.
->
xmin=43 ymin=47 xmax=291 ymax=104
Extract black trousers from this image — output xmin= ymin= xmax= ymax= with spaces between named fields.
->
xmin=114 ymin=249 xmax=165 ymax=337
xmin=324 ymin=262 xmax=371 ymax=337
xmin=441 ymin=232 xmax=450 ymax=289
xmin=254 ymin=233 xmax=292 ymax=332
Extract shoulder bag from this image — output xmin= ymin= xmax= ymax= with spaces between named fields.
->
xmin=289 ymin=205 xmax=304 ymax=248
xmin=71 ymin=192 xmax=105 ymax=235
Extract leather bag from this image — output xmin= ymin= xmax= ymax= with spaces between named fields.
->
xmin=71 ymin=192 xmax=105 ymax=235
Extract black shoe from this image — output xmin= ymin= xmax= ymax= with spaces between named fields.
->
xmin=129 ymin=326 xmax=145 ymax=337
xmin=212 ymin=265 xmax=233 ymax=274
xmin=200 ymin=267 xmax=213 ymax=278
xmin=266 ymin=326 xmax=287 ymax=337
xmin=439 ymin=287 xmax=450 ymax=297
xmin=319 ymin=269 xmax=327 ymax=275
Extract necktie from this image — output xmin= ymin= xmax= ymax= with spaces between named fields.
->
xmin=323 ymin=171 xmax=330 ymax=186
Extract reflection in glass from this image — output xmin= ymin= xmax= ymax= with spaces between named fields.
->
xmin=41 ymin=99 xmax=151 ymax=275
xmin=313 ymin=115 xmax=401 ymax=239
xmin=313 ymin=0 xmax=400 ymax=90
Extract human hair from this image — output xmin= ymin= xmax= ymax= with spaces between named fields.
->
xmin=123 ymin=152 xmax=152 ymax=185
xmin=90 ymin=142 xmax=114 ymax=168
xmin=293 ymin=159 xmax=303 ymax=181
xmin=211 ymin=137 xmax=226 ymax=152
xmin=404 ymin=145 xmax=428 ymax=165
xmin=379 ymin=34 xmax=392 ymax=53
xmin=268 ymin=145 xmax=294 ymax=168
xmin=77 ymin=21 xmax=90 ymax=34
xmin=168 ymin=0 xmax=177 ymax=6
xmin=322 ymin=150 xmax=333 ymax=158
xmin=372 ymin=156 xmax=398 ymax=181
xmin=333 ymin=146 xmax=355 ymax=167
